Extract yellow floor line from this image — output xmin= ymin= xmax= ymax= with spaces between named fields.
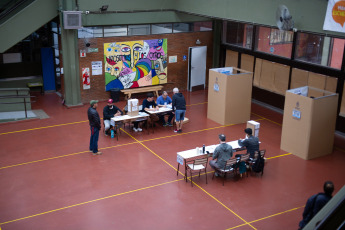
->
xmin=226 ymin=206 xmax=304 ymax=230
xmin=266 ymin=153 xmax=292 ymax=160
xmin=251 ymin=112 xmax=282 ymax=126
xmin=124 ymin=129 xmax=256 ymax=230
xmin=0 ymin=142 xmax=137 ymax=170
xmin=0 ymin=178 xmax=183 ymax=225
xmin=0 ymin=120 xmax=88 ymax=135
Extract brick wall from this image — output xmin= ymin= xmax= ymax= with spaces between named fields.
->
xmin=76 ymin=31 xmax=213 ymax=103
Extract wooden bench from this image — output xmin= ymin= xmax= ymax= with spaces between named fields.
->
xmin=27 ymin=82 xmax=44 ymax=95
xmin=121 ymin=85 xmax=164 ymax=99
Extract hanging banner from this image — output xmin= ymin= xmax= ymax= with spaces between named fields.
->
xmin=323 ymin=0 xmax=345 ymax=33
xmin=82 ymin=68 xmax=90 ymax=90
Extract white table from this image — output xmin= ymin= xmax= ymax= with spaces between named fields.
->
xmin=111 ymin=112 xmax=150 ymax=136
xmin=176 ymin=140 xmax=245 ymax=178
xmin=146 ymin=107 xmax=174 ymax=132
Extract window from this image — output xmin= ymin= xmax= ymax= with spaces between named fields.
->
xmin=223 ymin=21 xmax=253 ymax=49
xmin=255 ymin=26 xmax=293 ymax=58
xmin=194 ymin=21 xmax=212 ymax=32
xmin=152 ymin=24 xmax=172 ymax=34
xmin=295 ymin=32 xmax=345 ymax=69
xmin=128 ymin=25 xmax=150 ymax=36
xmin=104 ymin=26 xmax=127 ymax=37
xmin=173 ymin=23 xmax=192 ymax=33
xmin=78 ymin=27 xmax=103 ymax=38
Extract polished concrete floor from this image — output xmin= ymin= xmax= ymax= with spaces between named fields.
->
xmin=0 ymin=90 xmax=344 ymax=230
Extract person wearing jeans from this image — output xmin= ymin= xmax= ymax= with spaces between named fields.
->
xmin=88 ymin=100 xmax=102 ymax=155
xmin=172 ymin=88 xmax=186 ymax=133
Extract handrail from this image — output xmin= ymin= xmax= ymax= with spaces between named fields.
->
xmin=0 ymin=95 xmax=36 ymax=119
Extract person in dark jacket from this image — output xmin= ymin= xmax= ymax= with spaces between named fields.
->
xmin=238 ymin=128 xmax=259 ymax=158
xmin=172 ymin=87 xmax=186 ymax=133
xmin=87 ymin=100 xmax=102 ymax=155
xmin=209 ymin=134 xmax=233 ymax=176
xmin=298 ymin=181 xmax=334 ymax=229
xmin=103 ymin=98 xmax=123 ymax=136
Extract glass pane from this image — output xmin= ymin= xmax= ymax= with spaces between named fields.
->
xmin=223 ymin=21 xmax=253 ymax=49
xmin=194 ymin=21 xmax=212 ymax=31
xmin=329 ymin=38 xmax=345 ymax=69
xmin=104 ymin=26 xmax=127 ymax=37
xmin=128 ymin=25 xmax=150 ymax=36
xmin=78 ymin=27 xmax=103 ymax=38
xmin=255 ymin=26 xmax=293 ymax=58
xmin=295 ymin=33 xmax=324 ymax=65
xmin=152 ymin=24 xmax=172 ymax=34
xmin=51 ymin=22 xmax=58 ymax=33
xmin=173 ymin=23 xmax=192 ymax=33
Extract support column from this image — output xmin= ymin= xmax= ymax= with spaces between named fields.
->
xmin=59 ymin=0 xmax=82 ymax=107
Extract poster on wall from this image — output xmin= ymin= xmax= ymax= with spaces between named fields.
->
xmin=82 ymin=68 xmax=90 ymax=90
xmin=323 ymin=0 xmax=345 ymax=32
xmin=104 ymin=38 xmax=167 ymax=91
xmin=92 ymin=61 xmax=102 ymax=75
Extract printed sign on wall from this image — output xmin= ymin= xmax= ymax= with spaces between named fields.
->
xmin=104 ymin=39 xmax=167 ymax=91
xmin=82 ymin=68 xmax=90 ymax=90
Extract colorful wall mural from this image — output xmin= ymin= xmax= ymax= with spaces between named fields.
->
xmin=104 ymin=39 xmax=167 ymax=91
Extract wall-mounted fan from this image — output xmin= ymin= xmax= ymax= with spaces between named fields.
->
xmin=276 ymin=5 xmax=294 ymax=30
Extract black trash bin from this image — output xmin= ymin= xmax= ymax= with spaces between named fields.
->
xmin=110 ymin=88 xmax=120 ymax=102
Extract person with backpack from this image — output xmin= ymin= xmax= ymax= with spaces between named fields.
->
xmin=298 ymin=181 xmax=334 ymax=229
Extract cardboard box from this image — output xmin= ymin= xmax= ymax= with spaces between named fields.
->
xmin=127 ymin=99 xmax=139 ymax=117
xmin=247 ymin=120 xmax=260 ymax=137
xmin=280 ymin=86 xmax=338 ymax=160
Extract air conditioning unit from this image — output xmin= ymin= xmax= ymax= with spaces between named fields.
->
xmin=63 ymin=11 xmax=82 ymax=29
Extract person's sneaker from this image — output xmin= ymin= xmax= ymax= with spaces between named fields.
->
xmin=177 ymin=130 xmax=182 ymax=133
xmin=137 ymin=127 xmax=142 ymax=132
xmin=174 ymin=129 xmax=178 ymax=133
xmin=163 ymin=122 xmax=168 ymax=127
xmin=214 ymin=172 xmax=219 ymax=177
xmin=133 ymin=127 xmax=138 ymax=132
xmin=167 ymin=122 xmax=173 ymax=127
xmin=89 ymin=150 xmax=93 ymax=152
xmin=93 ymin=152 xmax=102 ymax=155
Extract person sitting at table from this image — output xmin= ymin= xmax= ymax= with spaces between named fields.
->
xmin=141 ymin=93 xmax=160 ymax=124
xmin=238 ymin=128 xmax=259 ymax=159
xmin=103 ymin=99 xmax=123 ymax=136
xmin=209 ymin=134 xmax=233 ymax=177
xmin=156 ymin=91 xmax=174 ymax=126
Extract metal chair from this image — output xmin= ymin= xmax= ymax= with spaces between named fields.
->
xmin=186 ymin=156 xmax=209 ymax=187
xmin=213 ymin=158 xmax=239 ymax=186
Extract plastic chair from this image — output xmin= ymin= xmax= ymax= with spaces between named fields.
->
xmin=186 ymin=156 xmax=209 ymax=187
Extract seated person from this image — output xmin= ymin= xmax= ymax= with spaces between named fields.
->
xmin=156 ymin=91 xmax=174 ymax=126
xmin=238 ymin=128 xmax=259 ymax=159
xmin=209 ymin=134 xmax=233 ymax=176
xmin=103 ymin=99 xmax=123 ymax=135
xmin=141 ymin=93 xmax=159 ymax=123
xmin=123 ymin=101 xmax=143 ymax=132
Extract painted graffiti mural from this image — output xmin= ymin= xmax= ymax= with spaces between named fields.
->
xmin=104 ymin=39 xmax=167 ymax=91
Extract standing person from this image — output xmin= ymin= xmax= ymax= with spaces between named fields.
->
xmin=172 ymin=87 xmax=186 ymax=133
xmin=156 ymin=91 xmax=174 ymax=126
xmin=87 ymin=100 xmax=102 ymax=155
xmin=103 ymin=98 xmax=123 ymax=136
xmin=209 ymin=134 xmax=233 ymax=176
xmin=238 ymin=128 xmax=259 ymax=158
xmin=298 ymin=181 xmax=334 ymax=229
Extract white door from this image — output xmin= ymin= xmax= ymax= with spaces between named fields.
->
xmin=188 ymin=46 xmax=207 ymax=91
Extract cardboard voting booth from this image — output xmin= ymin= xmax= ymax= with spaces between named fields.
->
xmin=207 ymin=67 xmax=253 ymax=125
xmin=280 ymin=86 xmax=338 ymax=160
xmin=247 ymin=120 xmax=260 ymax=137
xmin=127 ymin=99 xmax=139 ymax=116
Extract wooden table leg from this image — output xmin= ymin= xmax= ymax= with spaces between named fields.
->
xmin=177 ymin=163 xmax=180 ymax=176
